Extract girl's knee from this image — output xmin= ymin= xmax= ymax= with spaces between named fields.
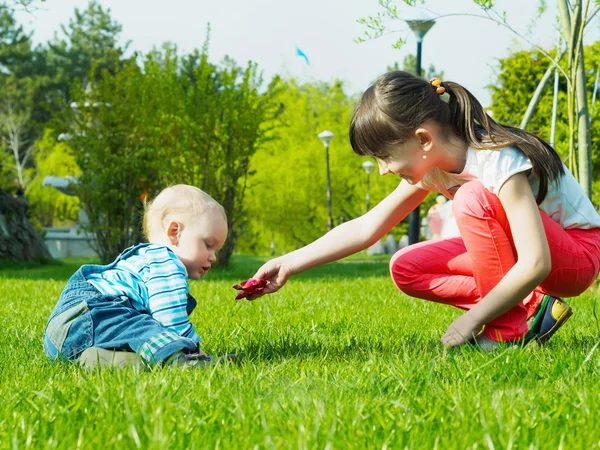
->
xmin=390 ymin=247 xmax=421 ymax=292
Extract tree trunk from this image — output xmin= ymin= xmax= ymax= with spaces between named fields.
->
xmin=558 ymin=0 xmax=593 ymax=197
xmin=520 ymin=49 xmax=567 ymax=130
xmin=0 ymin=188 xmax=51 ymax=261
xmin=575 ymin=37 xmax=592 ymax=197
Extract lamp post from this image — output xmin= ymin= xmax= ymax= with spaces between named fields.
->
xmin=318 ymin=130 xmax=334 ymax=230
xmin=406 ymin=16 xmax=435 ymax=245
xmin=361 ymin=160 xmax=375 ymax=212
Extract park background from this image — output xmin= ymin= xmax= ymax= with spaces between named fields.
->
xmin=2 ymin=1 xmax=600 ymax=448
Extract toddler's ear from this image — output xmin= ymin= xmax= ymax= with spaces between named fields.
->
xmin=166 ymin=221 xmax=182 ymax=245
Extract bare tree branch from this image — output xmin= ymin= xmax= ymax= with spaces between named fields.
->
xmin=0 ymin=101 xmax=32 ymax=190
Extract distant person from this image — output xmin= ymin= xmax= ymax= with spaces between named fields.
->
xmin=44 ymin=185 xmax=232 ymax=368
xmin=247 ymin=72 xmax=600 ymax=351
xmin=427 ymin=195 xmax=446 ymax=239
xmin=436 ymin=198 xmax=461 ymax=239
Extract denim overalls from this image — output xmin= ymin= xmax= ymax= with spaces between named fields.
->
xmin=43 ymin=244 xmax=199 ymax=365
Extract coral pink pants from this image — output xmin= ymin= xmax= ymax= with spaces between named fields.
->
xmin=391 ymin=181 xmax=600 ymax=341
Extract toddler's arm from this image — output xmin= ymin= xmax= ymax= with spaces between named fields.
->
xmin=143 ymin=246 xmax=201 ymax=342
xmin=254 ymin=180 xmax=429 ymax=295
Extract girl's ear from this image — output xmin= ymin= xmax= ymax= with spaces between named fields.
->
xmin=166 ymin=221 xmax=182 ymax=245
xmin=414 ymin=127 xmax=434 ymax=152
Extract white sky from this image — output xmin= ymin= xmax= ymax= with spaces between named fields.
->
xmin=15 ymin=0 xmax=600 ymax=106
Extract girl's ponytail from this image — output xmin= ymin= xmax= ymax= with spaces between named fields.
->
xmin=443 ymin=81 xmax=564 ymax=204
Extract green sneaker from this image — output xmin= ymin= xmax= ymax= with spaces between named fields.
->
xmin=79 ymin=347 xmax=144 ymax=369
xmin=524 ymin=295 xmax=573 ymax=344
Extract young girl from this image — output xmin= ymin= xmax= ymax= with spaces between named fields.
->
xmin=251 ymin=71 xmax=600 ymax=349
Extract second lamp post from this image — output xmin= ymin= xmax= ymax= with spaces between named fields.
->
xmin=361 ymin=160 xmax=375 ymax=212
xmin=318 ymin=130 xmax=334 ymax=230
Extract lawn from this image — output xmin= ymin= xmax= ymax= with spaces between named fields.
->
xmin=1 ymin=255 xmax=600 ymax=449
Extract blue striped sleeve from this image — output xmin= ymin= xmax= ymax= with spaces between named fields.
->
xmin=142 ymin=246 xmax=200 ymax=343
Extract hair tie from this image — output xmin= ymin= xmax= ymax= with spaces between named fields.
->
xmin=429 ymin=77 xmax=446 ymax=95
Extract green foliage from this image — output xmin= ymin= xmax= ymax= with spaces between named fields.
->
xmin=0 ymin=139 xmax=15 ymax=190
xmin=46 ymin=0 xmax=128 ymax=99
xmin=62 ymin=54 xmax=179 ymax=263
xmin=488 ymin=42 xmax=600 ymax=205
xmin=25 ymin=129 xmax=80 ymax=228
xmin=62 ymin=41 xmax=279 ymax=264
xmin=0 ymin=3 xmax=52 ymax=127
xmin=2 ymin=256 xmax=600 ymax=448
xmin=473 ymin=0 xmax=494 ymax=9
xmin=0 ymin=3 xmax=42 ymax=192
xmin=239 ymin=79 xmax=402 ymax=255
xmin=0 ymin=4 xmax=33 ymax=79
xmin=178 ymin=52 xmax=281 ymax=265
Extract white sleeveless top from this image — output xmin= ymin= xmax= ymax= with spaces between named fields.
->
xmin=416 ymin=146 xmax=600 ymax=230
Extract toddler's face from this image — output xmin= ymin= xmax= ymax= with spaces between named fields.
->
xmin=173 ymin=212 xmax=228 ymax=280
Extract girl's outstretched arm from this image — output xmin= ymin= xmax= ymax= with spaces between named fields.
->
xmin=253 ymin=180 xmax=428 ymax=296
xmin=441 ymin=172 xmax=552 ymax=346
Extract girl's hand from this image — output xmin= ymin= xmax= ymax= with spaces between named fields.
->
xmin=248 ymin=259 xmax=293 ymax=299
xmin=441 ymin=312 xmax=484 ymax=347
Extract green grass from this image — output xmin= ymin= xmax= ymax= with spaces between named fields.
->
xmin=1 ymin=255 xmax=600 ymax=449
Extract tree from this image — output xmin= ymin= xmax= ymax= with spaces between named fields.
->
xmin=0 ymin=3 xmax=34 ymax=79
xmin=0 ymin=3 xmax=42 ymax=193
xmin=0 ymin=3 xmax=49 ymax=126
xmin=46 ymin=0 xmax=128 ymax=103
xmin=0 ymin=0 xmax=51 ymax=262
xmin=62 ymin=56 xmax=172 ymax=264
xmin=62 ymin=40 xmax=279 ymax=265
xmin=0 ymin=101 xmax=34 ymax=192
xmin=178 ymin=51 xmax=281 ymax=265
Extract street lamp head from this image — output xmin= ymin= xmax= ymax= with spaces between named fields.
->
xmin=406 ymin=15 xmax=436 ymax=42
xmin=362 ymin=160 xmax=375 ymax=174
xmin=318 ymin=130 xmax=335 ymax=146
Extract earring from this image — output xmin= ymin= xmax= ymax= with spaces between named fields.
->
xmin=422 ymin=154 xmax=427 ymax=160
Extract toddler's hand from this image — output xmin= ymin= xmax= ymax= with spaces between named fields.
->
xmin=441 ymin=312 xmax=484 ymax=347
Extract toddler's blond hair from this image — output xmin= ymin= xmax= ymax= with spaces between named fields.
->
xmin=143 ymin=185 xmax=226 ymax=242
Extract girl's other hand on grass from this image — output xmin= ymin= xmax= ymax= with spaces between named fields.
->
xmin=441 ymin=312 xmax=484 ymax=347
xmin=250 ymin=259 xmax=292 ymax=299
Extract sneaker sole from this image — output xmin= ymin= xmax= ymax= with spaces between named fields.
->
xmin=537 ymin=304 xmax=573 ymax=344
xmin=80 ymin=347 xmax=144 ymax=369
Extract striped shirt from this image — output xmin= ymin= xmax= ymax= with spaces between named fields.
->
xmin=86 ymin=244 xmax=200 ymax=343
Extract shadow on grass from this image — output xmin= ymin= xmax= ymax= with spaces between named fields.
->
xmin=230 ymin=332 xmax=436 ymax=363
xmin=1 ymin=254 xmax=392 ymax=281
